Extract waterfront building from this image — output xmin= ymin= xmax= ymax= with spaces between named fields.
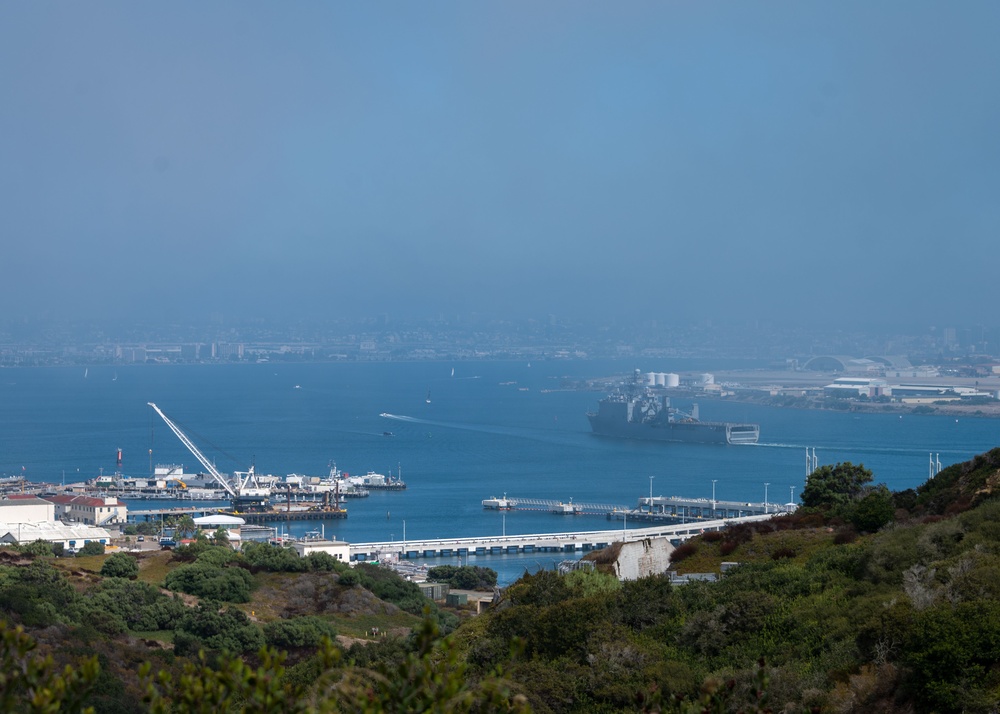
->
xmin=823 ymin=378 xmax=889 ymax=398
xmin=0 ymin=521 xmax=111 ymax=552
xmin=41 ymin=494 xmax=127 ymax=526
xmin=0 ymin=495 xmax=56 ymax=523
xmin=291 ymin=537 xmax=350 ymax=562
xmin=193 ymin=514 xmax=244 ymax=547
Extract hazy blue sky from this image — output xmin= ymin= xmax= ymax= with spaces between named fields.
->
xmin=2 ymin=3 xmax=998 ymax=326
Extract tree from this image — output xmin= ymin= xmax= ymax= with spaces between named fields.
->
xmin=100 ymin=552 xmax=140 ymax=579
xmin=427 ymin=565 xmax=498 ymax=590
xmin=211 ymin=527 xmax=230 ymax=547
xmin=849 ymin=485 xmax=896 ymax=532
xmin=800 ymin=462 xmax=874 ymax=509
xmin=20 ymin=540 xmax=54 ymax=558
xmin=77 ymin=541 xmax=106 ymax=557
xmin=0 ymin=620 xmax=99 ymax=714
xmin=175 ymin=515 xmax=196 ymax=540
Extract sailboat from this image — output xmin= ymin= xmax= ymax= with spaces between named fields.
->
xmin=450 ymin=367 xmax=455 ymax=377
xmin=425 ymin=390 xmax=431 ymax=404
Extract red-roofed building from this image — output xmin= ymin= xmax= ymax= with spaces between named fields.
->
xmin=40 ymin=494 xmax=127 ymax=526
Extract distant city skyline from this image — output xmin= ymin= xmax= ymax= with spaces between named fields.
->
xmin=3 ymin=313 xmax=1000 ymax=368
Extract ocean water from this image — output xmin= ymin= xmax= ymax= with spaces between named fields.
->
xmin=2 ymin=360 xmax=999 ymax=583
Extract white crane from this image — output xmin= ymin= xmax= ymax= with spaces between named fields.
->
xmin=147 ymin=402 xmax=266 ymax=499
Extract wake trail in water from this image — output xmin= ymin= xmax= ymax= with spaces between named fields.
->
xmin=379 ymin=413 xmax=597 ymax=449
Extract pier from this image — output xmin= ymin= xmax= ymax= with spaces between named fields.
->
xmin=485 ymin=497 xmax=629 ymax=515
xmin=349 ymin=513 xmax=774 ymax=562
xmin=630 ymin=496 xmax=794 ymax=520
xmin=486 ymin=495 xmax=795 ymax=521
xmin=128 ymin=506 xmax=347 ymax=523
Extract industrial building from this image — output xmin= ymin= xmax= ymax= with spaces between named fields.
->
xmin=193 ymin=514 xmax=245 ymax=547
xmin=0 ymin=494 xmax=113 ymax=551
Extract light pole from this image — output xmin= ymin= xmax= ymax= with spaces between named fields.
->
xmin=502 ymin=512 xmax=506 ymax=537
xmin=789 ymin=486 xmax=795 ymax=506
xmin=764 ymin=482 xmax=770 ymax=513
xmin=712 ymin=479 xmax=718 ymax=514
xmin=403 ymin=519 xmax=406 ymax=550
xmin=649 ymin=476 xmax=654 ymax=513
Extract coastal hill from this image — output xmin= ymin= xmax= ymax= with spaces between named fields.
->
xmin=4 ymin=448 xmax=1000 ymax=711
xmin=452 ymin=447 xmax=1000 ymax=713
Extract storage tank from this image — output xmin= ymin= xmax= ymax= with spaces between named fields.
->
xmin=646 ymin=372 xmax=657 ymax=386
xmin=655 ymin=372 xmax=666 ymax=386
xmin=665 ymin=373 xmax=680 ymax=388
xmin=700 ymin=373 xmax=715 ymax=385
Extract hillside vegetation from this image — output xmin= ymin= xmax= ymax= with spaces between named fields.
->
xmin=4 ymin=448 xmax=1000 ymax=712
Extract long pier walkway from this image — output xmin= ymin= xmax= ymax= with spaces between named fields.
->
xmin=489 ymin=495 xmax=793 ymax=521
xmin=349 ymin=513 xmax=774 ymax=562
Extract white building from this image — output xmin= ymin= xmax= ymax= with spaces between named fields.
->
xmin=291 ymin=538 xmax=350 ymax=562
xmin=193 ymin=514 xmax=244 ymax=547
xmin=0 ymin=495 xmax=56 ymax=523
xmin=0 ymin=521 xmax=111 ymax=552
xmin=823 ymin=377 xmax=888 ymax=398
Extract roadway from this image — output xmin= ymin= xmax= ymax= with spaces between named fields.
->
xmin=348 ymin=513 xmax=775 ymax=561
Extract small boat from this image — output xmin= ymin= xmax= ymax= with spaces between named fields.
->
xmin=382 ymin=431 xmax=394 ymax=437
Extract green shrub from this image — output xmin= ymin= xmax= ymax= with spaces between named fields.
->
xmin=263 ymin=616 xmax=337 ymax=650
xmin=426 ymin=565 xmax=498 ymax=590
xmin=100 ymin=552 xmax=139 ymax=579
xmin=77 ymin=541 xmax=106 ymax=557
xmin=165 ymin=563 xmax=253 ymax=603
xmin=337 ymin=569 xmax=360 ymax=587
xmin=173 ymin=603 xmax=264 ymax=657
xmin=241 ymin=541 xmax=307 ymax=573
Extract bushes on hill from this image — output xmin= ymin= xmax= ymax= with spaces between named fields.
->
xmin=173 ymin=603 xmax=264 ymax=657
xmin=354 ymin=562 xmax=427 ymax=614
xmin=77 ymin=541 xmax=106 ymax=556
xmin=241 ymin=541 xmax=307 ymax=572
xmin=100 ymin=552 xmax=139 ymax=579
xmin=165 ymin=562 xmax=254 ymax=603
xmin=426 ymin=565 xmax=498 ymax=590
xmin=263 ymin=616 xmax=337 ymax=650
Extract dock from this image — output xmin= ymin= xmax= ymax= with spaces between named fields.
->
xmin=483 ymin=497 xmax=628 ymax=515
xmin=128 ymin=506 xmax=346 ymax=523
xmin=485 ymin=495 xmax=795 ymax=521
xmin=350 ymin=513 xmax=774 ymax=561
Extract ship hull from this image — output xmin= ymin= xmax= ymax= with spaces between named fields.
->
xmin=587 ymin=413 xmax=759 ymax=445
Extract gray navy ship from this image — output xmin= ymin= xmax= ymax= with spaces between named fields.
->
xmin=587 ymin=370 xmax=759 ymax=445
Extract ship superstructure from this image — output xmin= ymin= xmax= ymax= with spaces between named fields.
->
xmin=587 ymin=370 xmax=759 ymax=445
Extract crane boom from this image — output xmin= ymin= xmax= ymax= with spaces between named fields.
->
xmin=147 ymin=402 xmax=237 ymax=498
